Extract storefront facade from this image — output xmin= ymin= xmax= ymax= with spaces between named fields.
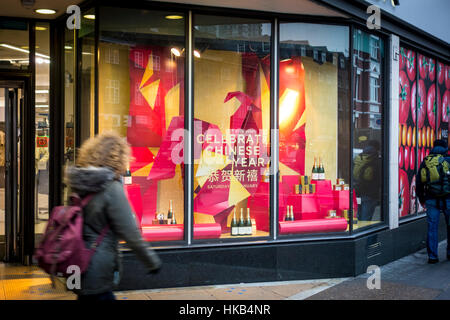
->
xmin=0 ymin=0 xmax=449 ymax=289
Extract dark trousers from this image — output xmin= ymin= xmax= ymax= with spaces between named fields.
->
xmin=77 ymin=291 xmax=116 ymax=301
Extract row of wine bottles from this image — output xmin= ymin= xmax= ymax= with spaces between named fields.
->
xmin=231 ymin=208 xmax=253 ymax=236
xmin=311 ymin=157 xmax=325 ymax=180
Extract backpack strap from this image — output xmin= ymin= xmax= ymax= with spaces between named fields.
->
xmin=89 ymin=225 xmax=110 ymax=251
xmin=80 ymin=193 xmax=95 ymax=208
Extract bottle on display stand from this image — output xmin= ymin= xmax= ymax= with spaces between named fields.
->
xmin=290 ymin=206 xmax=295 ymax=221
xmin=318 ymin=157 xmax=325 ymax=180
xmin=285 ymin=206 xmax=290 ymax=221
xmin=167 ymin=200 xmax=173 ymax=220
xmin=231 ymin=209 xmax=239 ymax=236
xmin=124 ymin=165 xmax=132 ymax=185
xmin=171 ymin=211 xmax=177 ymax=225
xmin=246 ymin=208 xmax=252 ymax=235
xmin=238 ymin=208 xmax=245 ymax=235
xmin=312 ymin=157 xmax=319 ymax=180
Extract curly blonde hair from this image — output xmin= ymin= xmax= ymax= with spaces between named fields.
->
xmin=77 ymin=131 xmax=132 ymax=178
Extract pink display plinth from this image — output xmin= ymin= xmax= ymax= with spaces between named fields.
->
xmin=124 ymin=184 xmax=143 ymax=228
xmin=311 ymin=179 xmax=332 ymax=194
xmin=278 ymin=218 xmax=348 ymax=234
xmin=316 ymin=194 xmax=334 ymax=218
xmin=333 ymin=190 xmax=350 ymax=212
xmin=141 ymin=223 xmax=222 ymax=242
xmin=286 ymin=194 xmax=320 ymax=220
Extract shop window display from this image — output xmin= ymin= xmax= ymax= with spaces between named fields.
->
xmin=99 ymin=7 xmax=185 ymax=242
xmin=352 ymin=29 xmax=384 ymax=228
xmin=193 ymin=15 xmax=272 ymax=240
xmin=278 ymin=23 xmax=353 ymax=235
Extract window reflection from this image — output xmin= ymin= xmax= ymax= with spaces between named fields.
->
xmin=278 ymin=23 xmax=351 ymax=236
xmin=352 ymin=29 xmax=384 ymax=227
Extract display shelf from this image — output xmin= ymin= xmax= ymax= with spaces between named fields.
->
xmin=141 ymin=223 xmax=222 ymax=242
xmin=219 ymin=230 xmax=269 ymax=239
xmin=279 ymin=217 xmax=348 ymax=234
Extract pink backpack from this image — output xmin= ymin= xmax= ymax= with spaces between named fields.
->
xmin=34 ymin=193 xmax=109 ymax=285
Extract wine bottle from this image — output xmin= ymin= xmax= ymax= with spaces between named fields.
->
xmin=171 ymin=212 xmax=177 ymax=225
xmin=246 ymin=208 xmax=252 ymax=235
xmin=239 ymin=208 xmax=245 ymax=235
xmin=312 ymin=157 xmax=318 ymax=180
xmin=231 ymin=209 xmax=238 ymax=236
xmin=319 ymin=158 xmax=325 ymax=180
xmin=124 ymin=165 xmax=132 ymax=185
xmin=285 ymin=206 xmax=290 ymax=221
xmin=290 ymin=206 xmax=295 ymax=221
xmin=167 ymin=200 xmax=173 ymax=220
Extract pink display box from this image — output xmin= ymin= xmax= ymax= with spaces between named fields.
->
xmin=278 ymin=218 xmax=348 ymax=234
xmin=333 ymin=190 xmax=350 ymax=212
xmin=316 ymin=193 xmax=334 ymax=218
xmin=286 ymin=194 xmax=320 ymax=220
xmin=124 ymin=184 xmax=143 ymax=228
xmin=311 ymin=179 xmax=332 ymax=194
xmin=141 ymin=223 xmax=222 ymax=242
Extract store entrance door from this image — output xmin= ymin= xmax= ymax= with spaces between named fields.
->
xmin=0 ymin=79 xmax=33 ymax=264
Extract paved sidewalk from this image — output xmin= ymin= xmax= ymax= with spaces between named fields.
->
xmin=0 ymin=241 xmax=448 ymax=300
xmin=307 ymin=241 xmax=450 ymax=300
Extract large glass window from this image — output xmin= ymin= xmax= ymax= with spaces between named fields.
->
xmin=193 ymin=15 xmax=271 ymax=240
xmin=35 ymin=22 xmax=50 ymax=239
xmin=352 ymin=29 xmax=384 ymax=228
xmin=99 ymin=7 xmax=185 ymax=242
xmin=278 ymin=23 xmax=351 ymax=236
xmin=0 ymin=20 xmax=29 ymax=70
xmin=79 ymin=9 xmax=95 ymax=144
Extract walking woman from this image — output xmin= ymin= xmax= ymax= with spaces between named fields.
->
xmin=64 ymin=131 xmax=161 ymax=300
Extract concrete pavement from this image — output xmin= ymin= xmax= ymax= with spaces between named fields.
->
xmin=0 ymin=241 xmax=448 ymax=300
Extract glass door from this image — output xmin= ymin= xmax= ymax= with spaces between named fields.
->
xmin=0 ymin=88 xmax=5 ymax=253
xmin=1 ymin=83 xmax=22 ymax=262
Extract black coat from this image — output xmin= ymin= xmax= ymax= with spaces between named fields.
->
xmin=65 ymin=166 xmax=161 ymax=295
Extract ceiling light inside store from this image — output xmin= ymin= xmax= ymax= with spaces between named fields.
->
xmin=82 ymin=52 xmax=93 ymax=55
xmin=35 ymin=26 xmax=47 ymax=31
xmin=21 ymin=46 xmax=40 ymax=49
xmin=0 ymin=43 xmax=50 ymax=59
xmin=165 ymin=15 xmax=183 ymax=20
xmin=36 ymin=90 xmax=49 ymax=94
xmin=35 ymin=9 xmax=56 ymax=15
xmin=171 ymin=48 xmax=181 ymax=57
xmin=194 ymin=50 xmax=201 ymax=58
xmin=36 ymin=57 xmax=50 ymax=64
xmin=84 ymin=14 xmax=95 ymax=20
xmin=64 ymin=46 xmax=73 ymax=50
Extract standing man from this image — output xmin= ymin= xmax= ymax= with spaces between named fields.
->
xmin=416 ymin=139 xmax=450 ymax=264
